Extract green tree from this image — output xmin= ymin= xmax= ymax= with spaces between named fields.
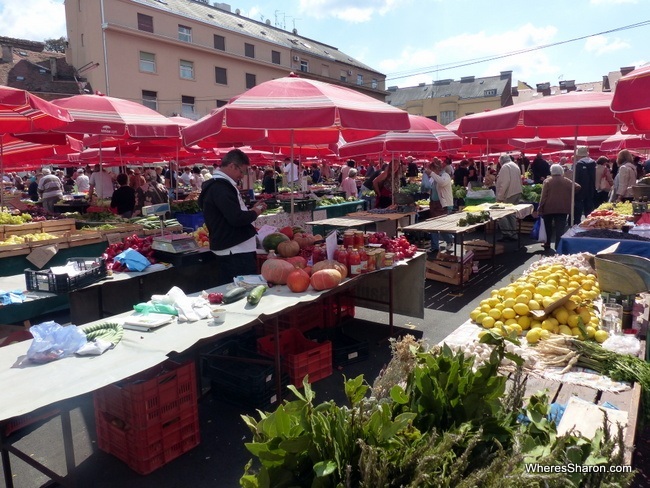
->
xmin=44 ymin=37 xmax=67 ymax=53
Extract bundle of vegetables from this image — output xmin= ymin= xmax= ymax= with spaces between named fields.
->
xmin=452 ymin=184 xmax=466 ymax=199
xmin=80 ymin=224 xmax=118 ymax=231
xmin=415 ymin=198 xmax=430 ymax=207
xmin=80 ymin=322 xmax=123 ymax=345
xmin=130 ymin=215 xmax=181 ymax=230
xmin=241 ymin=335 xmax=633 ymax=487
xmin=170 ymin=198 xmax=201 ymax=214
xmin=101 ymin=234 xmax=156 ymax=271
xmin=596 ymin=201 xmax=634 ymax=216
xmin=316 ymin=196 xmax=347 ymax=206
xmin=399 ymin=183 xmax=421 ymax=195
xmin=75 ymin=211 xmax=124 ymax=222
xmin=521 ymin=184 xmax=542 ymax=203
xmin=457 ymin=210 xmax=490 ymax=226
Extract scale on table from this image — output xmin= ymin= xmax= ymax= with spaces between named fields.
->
xmin=142 ymin=203 xmax=199 ymax=254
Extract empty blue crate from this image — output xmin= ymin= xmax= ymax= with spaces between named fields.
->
xmin=174 ymin=212 xmax=205 ymax=231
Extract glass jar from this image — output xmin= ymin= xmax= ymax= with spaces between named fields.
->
xmin=343 ymin=230 xmax=355 ymax=248
xmin=353 ymin=231 xmax=365 ymax=249
xmin=349 ymin=248 xmax=361 ymax=276
xmin=358 ymin=247 xmax=368 ymax=273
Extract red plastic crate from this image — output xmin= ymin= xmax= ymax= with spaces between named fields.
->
xmin=95 ymin=409 xmax=200 ymax=475
xmin=93 ymin=360 xmax=197 ymax=430
xmin=257 ymin=329 xmax=332 ymax=388
xmin=277 ymin=304 xmax=325 ymax=332
xmin=325 ymin=294 xmax=356 ymax=327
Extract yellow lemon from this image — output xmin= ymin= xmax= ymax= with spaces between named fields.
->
xmin=554 ymin=308 xmax=569 ymax=325
xmin=533 ymin=293 xmax=544 ymax=302
xmin=488 ymin=297 xmax=500 ymax=308
xmin=582 ymin=280 xmax=595 ymax=291
xmin=513 ymin=303 xmax=529 ymax=316
xmin=502 ymin=297 xmax=516 ymax=309
xmin=505 ymin=318 xmax=518 ymax=326
xmin=494 ymin=320 xmax=505 ymax=330
xmin=477 ymin=330 xmax=488 ymax=339
xmin=501 ymin=308 xmax=516 ymax=320
xmin=547 ymin=317 xmax=559 ymax=328
xmin=518 ymin=315 xmax=531 ymax=330
xmin=559 ymin=325 xmax=573 ymax=336
xmin=567 ymin=267 xmax=580 ymax=276
xmin=572 ymin=327 xmax=586 ymax=340
xmin=470 ymin=308 xmax=482 ymax=321
xmin=480 ymin=303 xmax=492 ymax=313
xmin=530 ymin=319 xmax=543 ymax=329
xmin=564 ymin=299 xmax=579 ymax=311
xmin=482 ymin=316 xmax=496 ymax=329
xmin=578 ymin=308 xmax=591 ymax=325
xmin=511 ymin=324 xmax=523 ymax=335
xmin=503 ymin=288 xmax=518 ymax=299
xmin=539 ymin=329 xmax=552 ymax=340
xmin=526 ymin=329 xmax=541 ymax=344
xmin=488 ymin=308 xmax=502 ymax=320
xmin=585 ymin=326 xmax=596 ymax=338
xmin=475 ymin=312 xmax=488 ymax=324
xmin=542 ymin=297 xmax=555 ymax=308
xmin=594 ymin=330 xmax=609 ymax=343
xmin=515 ymin=294 xmax=529 ymax=304
xmin=528 ymin=299 xmax=541 ymax=311
xmin=541 ymin=319 xmax=556 ymax=331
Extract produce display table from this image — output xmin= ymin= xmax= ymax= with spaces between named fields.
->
xmin=402 ymin=204 xmax=533 ymax=285
xmin=308 ymin=211 xmax=416 ymax=237
xmin=439 ymin=320 xmax=643 ymax=464
xmin=558 ymin=226 xmax=650 ymax=258
xmin=0 ymin=254 xmax=425 ymax=486
xmin=256 ymin=210 xmax=313 ymax=230
xmin=312 ymin=200 xmax=367 ymax=220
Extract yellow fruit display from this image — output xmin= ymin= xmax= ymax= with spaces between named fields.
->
xmin=482 ymin=316 xmax=496 ymax=329
xmin=526 ymin=329 xmax=542 ymax=344
xmin=594 ymin=330 xmax=609 ymax=343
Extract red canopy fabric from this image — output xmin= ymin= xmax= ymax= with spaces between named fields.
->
xmin=0 ymin=86 xmax=73 ymax=133
xmin=51 ymin=93 xmax=181 ymax=139
xmin=610 ymin=64 xmax=650 ymax=133
xmin=599 ymin=131 xmax=650 ymax=152
xmin=183 ymin=73 xmax=410 ymax=147
xmin=0 ymin=133 xmax=83 ymax=171
xmin=338 ymin=114 xmax=462 ymax=158
xmin=454 ymin=91 xmax=620 ymax=139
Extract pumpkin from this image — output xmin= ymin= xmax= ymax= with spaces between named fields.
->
xmin=312 ymin=234 xmax=324 ymax=242
xmin=276 ymin=239 xmax=300 ymax=258
xmin=261 ymin=258 xmax=295 ymax=285
xmin=312 ymin=259 xmax=348 ymax=279
xmin=285 ymin=256 xmax=307 ymax=268
xmin=310 ymin=269 xmax=342 ymax=291
xmin=303 ymin=266 xmax=312 ymax=276
xmin=262 ymin=232 xmax=290 ymax=252
xmin=293 ymin=232 xmax=315 ymax=249
xmin=279 ymin=226 xmax=294 ymax=239
xmin=286 ymin=268 xmax=311 ymax=293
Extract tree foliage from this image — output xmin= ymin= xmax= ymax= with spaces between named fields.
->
xmin=44 ymin=37 xmax=66 ymax=53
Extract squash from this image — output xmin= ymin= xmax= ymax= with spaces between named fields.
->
xmin=286 ymin=268 xmax=311 ymax=293
xmin=293 ymin=232 xmax=315 ymax=249
xmin=285 ymin=256 xmax=307 ymax=268
xmin=262 ymin=232 xmax=290 ymax=252
xmin=261 ymin=258 xmax=295 ymax=285
xmin=279 ymin=226 xmax=294 ymax=239
xmin=310 ymin=269 xmax=342 ymax=291
xmin=312 ymin=259 xmax=348 ymax=279
xmin=277 ymin=239 xmax=300 ymax=258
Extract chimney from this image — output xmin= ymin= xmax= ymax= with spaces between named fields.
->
xmin=620 ymin=66 xmax=635 ymax=76
xmin=602 ymin=75 xmax=611 ymax=92
xmin=49 ymin=57 xmax=58 ymax=79
xmin=1 ymin=45 xmax=13 ymax=64
xmin=500 ymin=70 xmax=513 ymax=80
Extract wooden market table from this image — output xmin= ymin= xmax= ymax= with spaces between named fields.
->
xmin=0 ymin=254 xmax=425 ymax=487
xmin=440 ymin=320 xmax=643 ymax=465
xmin=402 ymin=204 xmax=534 ymax=285
xmin=307 ymin=210 xmax=416 ymax=237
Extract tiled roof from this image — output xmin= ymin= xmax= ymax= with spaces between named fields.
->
xmin=0 ymin=41 xmax=82 ymax=99
xmin=133 ymin=0 xmax=382 ymax=74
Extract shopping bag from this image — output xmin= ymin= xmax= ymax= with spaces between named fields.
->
xmin=26 ymin=321 xmax=87 ymax=363
xmin=530 ymin=218 xmax=540 ymax=240
xmin=538 ymin=218 xmax=547 ymax=243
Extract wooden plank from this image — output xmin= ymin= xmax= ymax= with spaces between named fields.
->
xmin=554 ymin=383 xmax=599 ymax=405
xmin=41 ymin=218 xmax=76 ymax=233
xmin=599 ymin=384 xmax=642 ymax=465
xmin=523 ymin=375 xmax=561 ymax=400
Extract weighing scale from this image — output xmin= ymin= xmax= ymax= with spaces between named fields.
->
xmin=141 ymin=203 xmax=200 ymax=254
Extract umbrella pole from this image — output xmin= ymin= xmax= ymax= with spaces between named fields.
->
xmin=0 ymin=139 xmax=4 ymax=209
xmin=570 ymin=130 xmax=577 ymax=227
xmin=290 ymin=130 xmax=294 ymax=225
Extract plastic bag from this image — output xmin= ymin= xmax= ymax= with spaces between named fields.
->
xmin=26 ymin=321 xmax=87 ymax=363
xmin=530 ymin=218 xmax=540 ymax=240
xmin=538 ymin=219 xmax=547 ymax=243
xmin=114 ymin=248 xmax=151 ymax=272
xmin=133 ymin=302 xmax=178 ymax=315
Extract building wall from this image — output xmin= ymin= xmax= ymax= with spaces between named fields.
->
xmin=65 ymin=0 xmax=387 ymax=119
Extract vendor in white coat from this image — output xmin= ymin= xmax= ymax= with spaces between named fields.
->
xmin=495 ymin=154 xmax=523 ymax=241
xmin=428 ymin=160 xmax=455 ymax=252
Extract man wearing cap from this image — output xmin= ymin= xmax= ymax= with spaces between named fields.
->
xmin=37 ymin=168 xmax=63 ymax=213
xmin=75 ymin=168 xmax=90 ymax=192
xmin=573 ymin=146 xmax=596 ymax=225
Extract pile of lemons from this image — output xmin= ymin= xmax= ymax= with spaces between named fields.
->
xmin=470 ymin=263 xmax=609 ymax=344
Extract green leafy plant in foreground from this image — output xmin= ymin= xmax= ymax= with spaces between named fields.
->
xmin=240 ymin=335 xmax=635 ymax=488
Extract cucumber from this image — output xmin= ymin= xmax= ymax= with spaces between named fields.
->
xmin=222 ymin=286 xmax=248 ymax=304
xmin=247 ymin=285 xmax=267 ymax=305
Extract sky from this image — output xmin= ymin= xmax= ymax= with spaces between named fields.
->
xmin=0 ymin=0 xmax=648 ymax=88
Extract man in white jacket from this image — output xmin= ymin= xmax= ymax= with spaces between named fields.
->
xmin=495 ymin=154 xmax=523 ymax=241
xmin=429 ymin=161 xmax=454 ymax=252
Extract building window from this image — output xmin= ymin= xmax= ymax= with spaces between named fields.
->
xmin=214 ymin=34 xmax=225 ymax=51
xmin=245 ymin=73 xmax=256 ymax=89
xmin=271 ymin=50 xmax=281 ymax=65
xmin=340 ymin=70 xmax=347 ymax=82
xmin=215 ymin=67 xmax=227 ymax=85
xmin=180 ymin=60 xmax=194 ymax=80
xmin=216 ymin=99 xmax=227 ymax=107
xmin=137 ymin=13 xmax=153 ymax=33
xmin=142 ymin=90 xmax=157 ymax=111
xmin=178 ymin=25 xmax=192 ymax=43
xmin=357 ymin=74 xmax=363 ymax=86
xmin=244 ymin=43 xmax=255 ymax=58
xmin=300 ymin=60 xmax=309 ymax=72
xmin=440 ymin=110 xmax=456 ymax=126
xmin=139 ymin=52 xmax=156 ymax=73
xmin=484 ymin=89 xmax=497 ymax=97
xmin=371 ymin=78 xmax=378 ymax=89
xmin=181 ymin=95 xmax=195 ymax=118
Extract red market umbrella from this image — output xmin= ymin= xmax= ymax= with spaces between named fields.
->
xmin=338 ymin=114 xmax=462 ymax=158
xmin=0 ymin=86 xmax=73 ymax=133
xmin=599 ymin=131 xmax=650 ymax=152
xmin=610 ymin=64 xmax=650 ymax=133
xmin=182 ymin=73 xmax=410 ymax=147
xmin=0 ymin=134 xmax=83 ymax=171
xmin=454 ymin=91 xmax=620 ymax=139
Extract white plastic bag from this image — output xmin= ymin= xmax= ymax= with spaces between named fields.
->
xmin=538 ymin=218 xmax=547 ymax=243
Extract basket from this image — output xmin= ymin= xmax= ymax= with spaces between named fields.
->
xmin=93 ymin=360 xmax=198 ymax=430
xmin=257 ymin=329 xmax=332 ymax=387
xmin=631 ymin=184 xmax=650 ymax=200
xmin=24 ymin=257 xmax=107 ymax=294
xmin=280 ymin=199 xmax=317 ymax=212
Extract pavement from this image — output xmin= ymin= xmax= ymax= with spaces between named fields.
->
xmin=1 ymin=236 xmax=647 ymax=487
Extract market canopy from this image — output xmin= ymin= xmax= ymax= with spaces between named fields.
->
xmin=610 ymin=63 xmax=650 ymax=134
xmin=182 ymin=72 xmax=411 ymax=148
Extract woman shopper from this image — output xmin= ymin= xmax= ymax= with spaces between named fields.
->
xmin=373 ymin=159 xmax=402 ymax=208
xmin=537 ymin=164 xmax=581 ymax=251
xmin=614 ymin=149 xmax=638 ymax=202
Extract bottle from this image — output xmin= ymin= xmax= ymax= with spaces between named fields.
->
xmin=337 ymin=246 xmax=349 ymax=275
xmin=353 ymin=231 xmax=364 ymax=249
xmin=343 ymin=230 xmax=354 ymax=248
xmin=358 ymin=247 xmax=368 ymax=273
xmin=349 ymin=248 xmax=361 ymax=276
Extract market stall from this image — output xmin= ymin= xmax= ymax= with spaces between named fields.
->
xmin=558 ymin=226 xmax=650 ymax=257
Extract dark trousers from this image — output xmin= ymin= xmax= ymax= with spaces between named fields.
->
xmin=214 ymin=251 xmax=258 ymax=286
xmin=573 ymin=197 xmax=594 ymax=225
xmin=542 ymin=213 xmax=568 ymax=250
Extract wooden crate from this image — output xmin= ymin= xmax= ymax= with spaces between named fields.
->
xmin=519 ymin=219 xmax=535 ymax=235
xmin=67 ymin=232 xmax=105 ymax=246
xmin=143 ymin=225 xmax=183 ymax=236
xmin=463 ymin=239 xmax=504 ymax=260
xmin=42 ymin=218 xmax=76 ymax=234
xmin=425 ymin=251 xmax=473 ymax=285
xmin=3 ymin=221 xmax=43 ymax=237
